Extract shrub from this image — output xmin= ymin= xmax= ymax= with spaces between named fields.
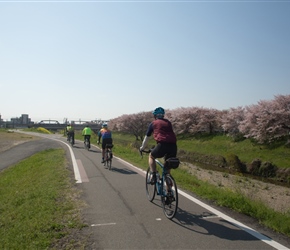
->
xmin=225 ymin=153 xmax=246 ymax=173
xmin=36 ymin=127 xmax=52 ymax=134
xmin=258 ymin=162 xmax=277 ymax=178
xmin=247 ymin=159 xmax=262 ymax=175
xmin=276 ymin=168 xmax=290 ymax=183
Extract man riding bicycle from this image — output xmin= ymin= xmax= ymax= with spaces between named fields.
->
xmin=82 ymin=124 xmax=92 ymax=149
xmin=66 ymin=123 xmax=75 ymax=145
xmin=139 ymin=107 xmax=177 ymax=184
xmin=98 ymin=123 xmax=113 ymax=163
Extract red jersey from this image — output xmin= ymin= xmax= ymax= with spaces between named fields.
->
xmin=146 ymin=118 xmax=176 ymax=144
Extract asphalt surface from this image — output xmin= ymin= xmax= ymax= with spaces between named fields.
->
xmin=0 ymin=138 xmax=65 ymax=171
xmin=1 ymin=132 xmax=290 ymax=250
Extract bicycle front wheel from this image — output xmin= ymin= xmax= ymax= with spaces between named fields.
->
xmin=162 ymin=174 xmax=178 ymax=219
xmin=145 ymin=168 xmax=156 ymax=202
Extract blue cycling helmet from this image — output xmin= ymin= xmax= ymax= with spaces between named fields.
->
xmin=152 ymin=107 xmax=165 ymax=118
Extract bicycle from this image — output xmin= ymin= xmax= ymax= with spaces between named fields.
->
xmin=103 ymin=144 xmax=113 ymax=170
xmin=67 ymin=133 xmax=74 ymax=146
xmin=140 ymin=149 xmax=180 ymax=219
xmin=84 ymin=136 xmax=90 ymax=150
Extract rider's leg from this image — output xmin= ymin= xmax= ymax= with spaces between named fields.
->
xmin=101 ymin=147 xmax=105 ymax=162
xmin=149 ymin=153 xmax=157 ymax=184
xmin=149 ymin=153 xmax=156 ymax=172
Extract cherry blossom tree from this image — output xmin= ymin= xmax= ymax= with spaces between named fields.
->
xmin=189 ymin=108 xmax=223 ymax=134
xmin=167 ymin=107 xmax=200 ymax=135
xmin=239 ymin=95 xmax=290 ymax=143
xmin=109 ymin=94 xmax=290 ymax=144
xmin=221 ymin=107 xmax=245 ymax=137
xmin=109 ymin=112 xmax=152 ymax=141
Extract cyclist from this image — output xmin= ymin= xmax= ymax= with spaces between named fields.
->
xmin=139 ymin=107 xmax=177 ymax=185
xmin=98 ymin=123 xmax=113 ymax=163
xmin=66 ymin=123 xmax=75 ymax=145
xmin=82 ymin=124 xmax=92 ymax=149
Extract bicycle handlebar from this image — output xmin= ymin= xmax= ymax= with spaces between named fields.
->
xmin=139 ymin=149 xmax=151 ymax=158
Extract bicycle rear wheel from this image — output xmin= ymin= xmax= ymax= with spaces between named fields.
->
xmin=145 ymin=168 xmax=156 ymax=201
xmin=108 ymin=158 xmax=112 ymax=170
xmin=162 ymin=174 xmax=178 ymax=219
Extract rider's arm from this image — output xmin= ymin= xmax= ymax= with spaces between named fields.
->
xmin=98 ymin=131 xmax=101 ymax=142
xmin=140 ymin=135 xmax=150 ymax=151
xmin=140 ymin=123 xmax=153 ymax=151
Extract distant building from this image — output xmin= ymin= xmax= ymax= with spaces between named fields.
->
xmin=0 ymin=114 xmax=32 ymax=128
xmin=11 ymin=114 xmax=31 ymax=125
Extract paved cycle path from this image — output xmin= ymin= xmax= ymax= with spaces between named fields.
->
xmin=0 ymin=138 xmax=64 ymax=171
xmin=1 ymin=132 xmax=290 ymax=249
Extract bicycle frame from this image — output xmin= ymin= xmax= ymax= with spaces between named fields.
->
xmin=68 ymin=133 xmax=73 ymax=146
xmin=154 ymin=159 xmax=169 ymax=196
xmin=142 ymin=149 xmax=179 ymax=219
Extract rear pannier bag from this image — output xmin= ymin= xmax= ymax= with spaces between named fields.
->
xmin=164 ymin=158 xmax=180 ymax=169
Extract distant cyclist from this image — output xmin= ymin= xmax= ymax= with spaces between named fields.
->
xmin=98 ymin=123 xmax=113 ymax=163
xmin=66 ymin=123 xmax=75 ymax=145
xmin=139 ymin=107 xmax=177 ymax=184
xmin=82 ymin=124 xmax=92 ymax=149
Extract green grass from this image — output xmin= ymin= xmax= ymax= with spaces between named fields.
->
xmin=176 ymin=134 xmax=290 ymax=168
xmin=0 ymin=148 xmax=87 ymax=249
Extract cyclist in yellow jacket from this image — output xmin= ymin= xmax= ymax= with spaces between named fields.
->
xmin=82 ymin=125 xmax=92 ymax=149
xmin=66 ymin=123 xmax=75 ymax=145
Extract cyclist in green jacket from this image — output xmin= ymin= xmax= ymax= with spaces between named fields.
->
xmin=82 ymin=125 xmax=92 ymax=149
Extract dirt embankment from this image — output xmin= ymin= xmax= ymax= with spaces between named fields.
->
xmin=182 ymin=163 xmax=290 ymax=214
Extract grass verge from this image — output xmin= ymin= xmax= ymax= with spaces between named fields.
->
xmin=0 ymin=148 xmax=87 ymax=249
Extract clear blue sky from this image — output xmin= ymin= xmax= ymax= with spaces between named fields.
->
xmin=1 ymin=0 xmax=289 ymax=123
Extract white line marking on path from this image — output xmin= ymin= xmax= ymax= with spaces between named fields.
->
xmin=30 ymin=134 xmax=82 ymax=183
xmin=116 ymin=156 xmax=290 ymax=250
xmin=179 ymin=190 xmax=289 ymax=250
xmin=91 ymin=223 xmax=116 ymax=227
xmin=76 ymin=159 xmax=89 ymax=182
xmin=48 ymin=138 xmax=82 ymax=183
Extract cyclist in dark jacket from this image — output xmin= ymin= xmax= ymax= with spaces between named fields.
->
xmin=140 ymin=107 xmax=177 ymax=183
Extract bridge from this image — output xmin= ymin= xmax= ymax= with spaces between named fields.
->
xmin=28 ymin=120 xmax=104 ymax=133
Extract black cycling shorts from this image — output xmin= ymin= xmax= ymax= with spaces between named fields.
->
xmin=150 ymin=142 xmax=177 ymax=160
xmin=101 ymin=138 xmax=113 ymax=149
